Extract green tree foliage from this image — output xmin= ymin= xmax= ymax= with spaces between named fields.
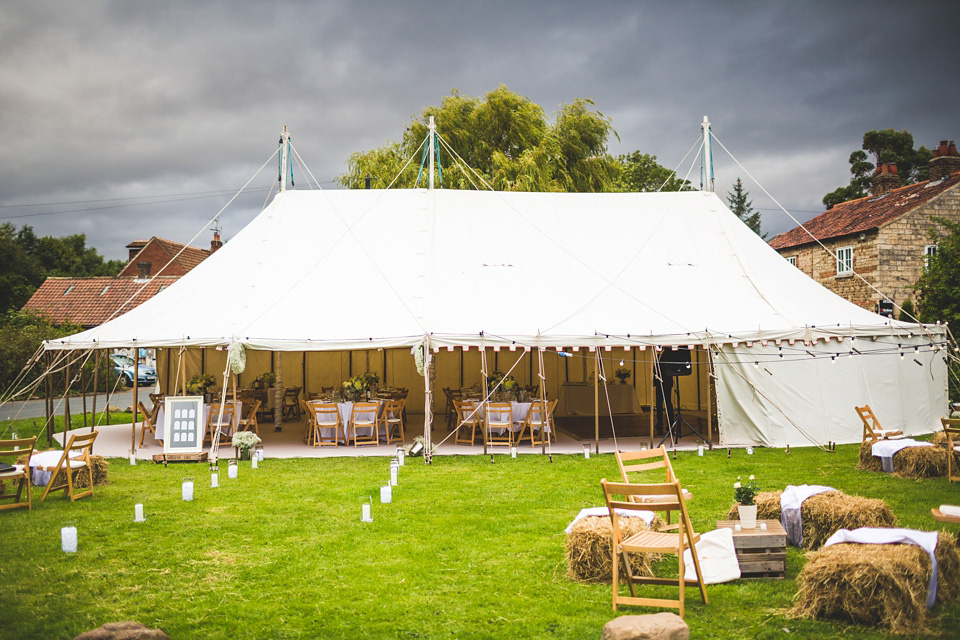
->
xmin=0 ymin=223 xmax=124 ymax=315
xmin=614 ymin=151 xmax=691 ymax=192
xmin=726 ymin=178 xmax=765 ymax=238
xmin=898 ymin=298 xmax=916 ymax=322
xmin=0 ymin=310 xmax=82 ymax=397
xmin=338 ymin=86 xmax=620 ymax=192
xmin=823 ymin=130 xmax=932 ymax=209
xmin=914 ymin=218 xmax=960 ymax=400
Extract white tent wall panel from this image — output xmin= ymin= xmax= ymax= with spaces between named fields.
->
xmin=716 ymin=336 xmax=946 ymax=447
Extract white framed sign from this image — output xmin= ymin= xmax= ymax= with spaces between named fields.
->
xmin=163 ymin=396 xmax=205 ymax=454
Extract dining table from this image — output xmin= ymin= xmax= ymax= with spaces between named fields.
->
xmin=307 ymin=400 xmax=384 ymax=444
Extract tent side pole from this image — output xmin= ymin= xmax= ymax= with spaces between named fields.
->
xmin=132 ymin=355 xmax=139 ymax=453
xmin=480 ymin=345 xmax=489 ymax=455
xmin=649 ymin=351 xmax=655 ymax=448
xmin=64 ymin=357 xmax=71 ymax=440
xmin=707 ymin=348 xmax=715 ymax=445
xmin=274 ymin=352 xmax=282 ymax=432
xmin=80 ymin=362 xmax=88 ymax=429
xmin=423 ymin=338 xmax=433 ymax=462
xmin=44 ymin=352 xmax=53 ymax=446
xmin=594 ymin=351 xmax=599 ymax=455
xmin=90 ymin=350 xmax=99 ymax=433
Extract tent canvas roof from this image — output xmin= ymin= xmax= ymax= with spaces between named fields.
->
xmin=46 ymin=188 xmax=917 ymax=353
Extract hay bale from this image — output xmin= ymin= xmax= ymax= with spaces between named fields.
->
xmin=726 ymin=490 xmax=895 ymax=549
xmin=789 ymin=534 xmax=960 ymax=634
xmin=16 ymin=453 xmax=109 ymax=488
xmin=566 ymin=515 xmax=664 ymax=583
xmin=857 ymin=441 xmax=947 ymax=477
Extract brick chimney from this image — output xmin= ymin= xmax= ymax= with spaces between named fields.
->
xmin=126 ymin=239 xmax=147 ymax=261
xmin=210 ymin=231 xmax=222 ymax=253
xmin=872 ymin=162 xmax=900 ymax=196
xmin=136 ymin=261 xmax=151 ymax=278
xmin=929 ymin=139 xmax=960 ymax=181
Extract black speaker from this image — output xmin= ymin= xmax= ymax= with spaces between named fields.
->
xmin=659 ymin=347 xmax=692 ymax=377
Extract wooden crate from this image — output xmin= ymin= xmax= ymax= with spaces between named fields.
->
xmin=152 ymin=452 xmax=208 ymax=465
xmin=716 ymin=519 xmax=787 ymax=579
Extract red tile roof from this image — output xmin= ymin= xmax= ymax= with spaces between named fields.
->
xmin=154 ymin=237 xmax=209 ymax=272
xmin=22 ymin=276 xmax=180 ymax=327
xmin=769 ymin=172 xmax=960 ymax=250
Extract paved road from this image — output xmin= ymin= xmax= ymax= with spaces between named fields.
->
xmin=0 ymin=390 xmax=142 ymax=421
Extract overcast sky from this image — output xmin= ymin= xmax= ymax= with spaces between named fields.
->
xmin=1 ymin=1 xmax=957 ymax=260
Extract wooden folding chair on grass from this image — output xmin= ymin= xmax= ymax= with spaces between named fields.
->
xmin=601 ymin=478 xmax=708 ymax=617
xmin=856 ymin=405 xmax=904 ymax=443
xmin=0 ymin=436 xmax=36 ymax=511
xmin=942 ymin=417 xmax=960 ymax=483
xmin=39 ymin=431 xmax=98 ymax=503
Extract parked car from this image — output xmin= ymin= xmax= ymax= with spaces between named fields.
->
xmin=110 ymin=354 xmax=157 ymax=388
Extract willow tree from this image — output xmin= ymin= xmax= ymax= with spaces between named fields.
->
xmin=338 ymin=85 xmax=620 ymax=192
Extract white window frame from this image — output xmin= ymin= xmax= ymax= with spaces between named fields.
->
xmin=924 ymin=244 xmax=937 ymax=267
xmin=786 ymin=256 xmax=797 ymax=267
xmin=836 ymin=246 xmax=853 ymax=276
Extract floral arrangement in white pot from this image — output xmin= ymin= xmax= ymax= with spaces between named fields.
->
xmin=734 ymin=474 xmax=760 ymax=529
xmin=232 ymin=431 xmax=262 ymax=458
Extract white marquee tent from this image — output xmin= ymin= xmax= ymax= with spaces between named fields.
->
xmin=45 ymin=188 xmax=948 ymax=447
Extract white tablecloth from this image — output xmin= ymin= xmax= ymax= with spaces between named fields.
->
xmin=29 ymin=450 xmax=64 ymax=487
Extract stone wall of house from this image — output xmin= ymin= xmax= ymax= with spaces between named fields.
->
xmin=775 ymin=185 xmax=960 ymax=312
xmin=777 ymin=233 xmax=878 ymax=310
xmin=876 ymin=187 xmax=960 ymax=310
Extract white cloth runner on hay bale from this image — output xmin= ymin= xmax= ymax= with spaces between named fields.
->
xmin=824 ymin=527 xmax=939 ymax=608
xmin=871 ymin=438 xmax=933 ymax=473
xmin=780 ymin=484 xmax=836 ymax=547
xmin=683 ymin=527 xmax=740 ymax=584
xmin=564 ymin=507 xmax=654 ymax=533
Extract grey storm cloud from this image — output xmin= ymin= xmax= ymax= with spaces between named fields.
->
xmin=1 ymin=0 xmax=957 ymax=259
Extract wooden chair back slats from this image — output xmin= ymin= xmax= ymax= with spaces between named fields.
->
xmin=454 ymin=400 xmax=482 ymax=445
xmin=306 ymin=401 xmax=342 ymax=447
xmin=857 ymin=404 xmax=904 ymax=443
xmin=138 ymin=401 xmax=157 ymax=447
xmin=0 ymin=436 xmax=36 ymax=511
xmin=942 ymin=417 xmax=960 ymax=483
xmin=350 ymin=402 xmax=380 ymax=447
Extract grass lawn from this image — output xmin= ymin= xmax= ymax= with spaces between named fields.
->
xmin=0 ymin=441 xmax=958 ymax=639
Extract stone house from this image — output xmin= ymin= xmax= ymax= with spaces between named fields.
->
xmin=770 ymin=141 xmax=960 ymax=314
xmin=22 ymin=233 xmax=220 ymax=328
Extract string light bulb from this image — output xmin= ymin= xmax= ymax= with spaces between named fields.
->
xmin=619 ymin=359 xmax=624 ymax=366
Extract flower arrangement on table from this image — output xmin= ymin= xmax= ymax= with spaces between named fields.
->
xmin=342 ymin=376 xmax=368 ymax=401
xmin=362 ymin=371 xmax=379 ymax=390
xmin=733 ymin=474 xmax=759 ymax=506
xmin=186 ymin=373 xmax=216 ymax=395
xmin=232 ymin=430 xmax=262 ymax=458
xmin=253 ymin=371 xmax=276 ymax=389
xmin=615 ymin=367 xmax=632 ymax=384
xmin=487 ymin=371 xmax=521 ymax=401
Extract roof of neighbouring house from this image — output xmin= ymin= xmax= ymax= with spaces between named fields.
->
xmin=22 ymin=276 xmax=181 ymax=327
xmin=119 ymin=236 xmax=210 ymax=276
xmin=769 ymin=172 xmax=960 ymax=251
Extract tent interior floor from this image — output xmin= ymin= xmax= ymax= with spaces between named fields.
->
xmin=555 ymin=410 xmax=718 ymax=447
xmin=52 ymin=411 xmax=717 ymax=459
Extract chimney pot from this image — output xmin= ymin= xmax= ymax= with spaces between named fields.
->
xmin=210 ymin=232 xmax=223 ymax=253
xmin=950 ymin=141 xmax=957 ymax=157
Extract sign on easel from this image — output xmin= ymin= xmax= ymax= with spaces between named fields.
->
xmin=163 ymin=396 xmax=205 ymax=455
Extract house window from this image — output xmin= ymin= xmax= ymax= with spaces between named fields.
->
xmin=836 ymin=246 xmax=853 ymax=276
xmin=786 ymin=256 xmax=797 ymax=267
xmin=924 ymin=244 xmax=937 ymax=267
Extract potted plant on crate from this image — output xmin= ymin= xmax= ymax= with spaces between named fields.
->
xmin=734 ymin=474 xmax=759 ymax=529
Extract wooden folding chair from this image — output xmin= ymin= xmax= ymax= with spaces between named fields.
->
xmin=484 ymin=402 xmax=514 ymax=447
xmin=39 ymin=431 xmax=98 ymax=503
xmin=306 ymin=401 xmax=341 ymax=447
xmin=349 ymin=402 xmax=380 ymax=447
xmin=454 ymin=399 xmax=482 ymax=445
xmin=615 ymin=447 xmax=690 ymax=530
xmin=942 ymin=417 xmax=960 ymax=483
xmin=238 ymin=399 xmax=262 ymax=436
xmin=519 ymin=400 xmax=551 ymax=446
xmin=137 ymin=401 xmax=159 ymax=447
xmin=379 ymin=399 xmax=405 ymax=445
xmin=205 ymin=403 xmax=238 ymax=445
xmin=0 ymin=436 xmax=36 ymax=511
xmin=282 ymin=387 xmax=302 ymax=421
xmin=601 ymin=478 xmax=708 ymax=617
xmin=442 ymin=387 xmax=461 ymax=429
xmin=856 ymin=405 xmax=904 ymax=443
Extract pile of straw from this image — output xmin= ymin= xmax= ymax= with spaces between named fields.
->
xmin=726 ymin=490 xmax=895 ymax=549
xmin=566 ymin=515 xmax=664 ymax=583
xmin=858 ymin=441 xmax=947 ymax=477
xmin=16 ymin=453 xmax=110 ymax=488
xmin=789 ymin=534 xmax=960 ymax=634
xmin=932 ymin=431 xmax=960 ymax=466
